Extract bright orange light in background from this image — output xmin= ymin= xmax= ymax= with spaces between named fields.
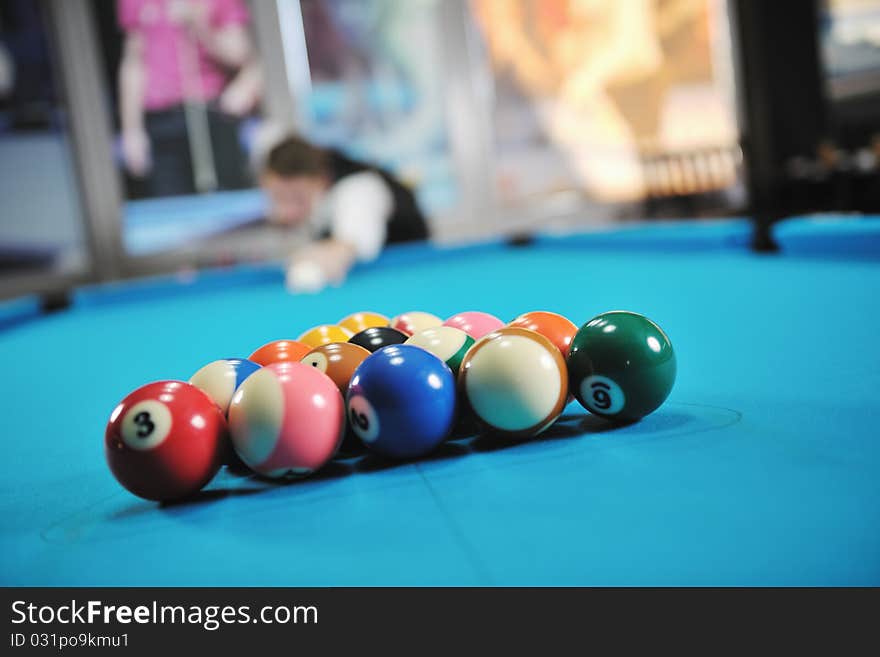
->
xmin=471 ymin=0 xmax=739 ymax=204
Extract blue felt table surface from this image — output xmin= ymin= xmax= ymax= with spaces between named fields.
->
xmin=1 ymin=217 xmax=878 ymax=585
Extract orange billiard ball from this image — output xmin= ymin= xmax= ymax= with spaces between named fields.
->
xmin=508 ymin=310 xmax=578 ymax=358
xmin=249 ymin=339 xmax=311 ymax=366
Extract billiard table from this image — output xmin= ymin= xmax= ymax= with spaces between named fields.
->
xmin=1 ymin=216 xmax=878 ymax=586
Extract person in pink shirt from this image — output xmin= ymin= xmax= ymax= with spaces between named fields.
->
xmin=117 ymin=0 xmax=261 ymax=196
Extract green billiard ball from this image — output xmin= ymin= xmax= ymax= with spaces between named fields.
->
xmin=567 ymin=311 xmax=676 ymax=422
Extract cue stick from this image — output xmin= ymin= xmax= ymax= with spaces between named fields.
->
xmin=177 ymin=17 xmax=218 ymax=193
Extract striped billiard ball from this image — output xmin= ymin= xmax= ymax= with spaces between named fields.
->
xmin=228 ymin=362 xmax=344 ymax=478
xmin=301 ymin=342 xmax=372 ymax=457
xmin=389 ymin=311 xmax=442 ymax=336
xmin=189 ymin=357 xmax=262 ymax=468
xmin=459 ymin=327 xmax=568 ymax=439
xmin=189 ymin=358 xmax=261 ymax=416
xmin=404 ymin=326 xmax=474 ymax=375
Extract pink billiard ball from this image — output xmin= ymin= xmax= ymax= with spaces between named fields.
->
xmin=228 ymin=362 xmax=344 ymax=478
xmin=105 ymin=381 xmax=227 ymax=502
xmin=443 ymin=311 xmax=505 ymax=339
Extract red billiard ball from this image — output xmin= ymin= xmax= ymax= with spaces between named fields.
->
xmin=105 ymin=381 xmax=226 ymax=502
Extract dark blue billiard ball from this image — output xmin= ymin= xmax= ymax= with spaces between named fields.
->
xmin=346 ymin=345 xmax=457 ymax=459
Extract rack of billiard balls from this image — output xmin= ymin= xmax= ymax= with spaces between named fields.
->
xmin=105 ymin=310 xmax=676 ymax=502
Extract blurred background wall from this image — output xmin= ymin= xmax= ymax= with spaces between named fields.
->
xmin=1 ymin=0 xmax=878 ymax=298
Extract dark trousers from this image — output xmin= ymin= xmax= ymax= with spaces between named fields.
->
xmin=141 ymin=103 xmax=251 ymax=197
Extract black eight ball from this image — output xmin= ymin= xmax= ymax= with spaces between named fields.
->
xmin=348 ymin=326 xmax=408 ymax=353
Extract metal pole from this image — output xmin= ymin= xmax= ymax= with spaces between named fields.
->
xmin=47 ymin=0 xmax=125 ymax=280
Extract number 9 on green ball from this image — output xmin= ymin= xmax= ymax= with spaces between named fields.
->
xmin=567 ymin=311 xmax=676 ymax=423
